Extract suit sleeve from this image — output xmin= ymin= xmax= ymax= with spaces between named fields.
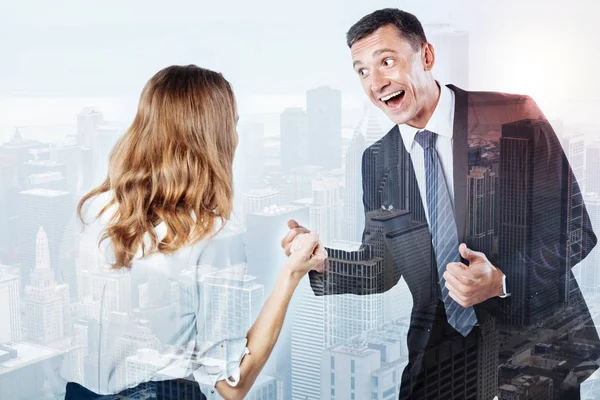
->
xmin=309 ymin=147 xmax=402 ymax=296
xmin=496 ymin=96 xmax=596 ymax=322
xmin=518 ymin=95 xmax=596 ymax=264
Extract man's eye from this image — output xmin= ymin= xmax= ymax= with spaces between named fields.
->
xmin=384 ymin=58 xmax=394 ymax=66
xmin=358 ymin=68 xmax=368 ymax=76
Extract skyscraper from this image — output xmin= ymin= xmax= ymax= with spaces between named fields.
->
xmin=0 ymin=272 xmax=21 ymax=343
xmin=581 ymin=193 xmax=600 ymax=294
xmin=77 ymin=107 xmax=103 ymax=149
xmin=324 ymin=342 xmax=381 ymax=400
xmin=287 ymin=165 xmax=323 ymax=202
xmin=342 ymin=131 xmax=365 ymax=243
xmin=236 ymin=121 xmax=266 ymax=193
xmin=26 ymin=172 xmax=67 ymax=191
xmin=356 ymin=105 xmax=387 ymax=149
xmin=0 ymin=128 xmax=44 ymax=183
xmin=77 ymin=107 xmax=104 ymax=189
xmin=424 ymin=24 xmax=469 ymax=89
xmin=499 ymin=119 xmax=563 ymax=327
xmin=22 ymin=227 xmax=70 ymax=344
xmin=246 ymin=204 xmax=310 ymax=291
xmin=321 ymin=320 xmax=409 ymax=400
xmin=280 ymin=108 xmax=308 ymax=173
xmin=94 ymin=124 xmax=122 ymax=184
xmin=245 ymin=204 xmax=309 ymax=399
xmin=202 ymin=268 xmax=263 ymax=347
xmin=0 ymin=155 xmax=18 ymax=263
xmin=585 ymin=140 xmax=600 ymax=195
xmin=292 ymin=237 xmax=382 ymax=399
xmin=21 ymin=159 xmax=67 ymax=188
xmin=466 ymin=166 xmax=496 ymax=257
xmin=49 ymin=138 xmax=82 ymax=195
xmin=307 ymin=86 xmax=342 ymax=170
xmin=310 ymin=177 xmax=341 ymax=246
xmin=17 ymin=188 xmax=73 ymax=287
xmin=90 ymin=269 xmax=131 ymax=317
xmin=561 ymin=134 xmax=586 ymax=306
xmin=241 ymin=187 xmax=279 ymax=226
xmin=323 ymin=241 xmax=384 ymax=348
xmin=291 ymin=279 xmax=325 ymax=400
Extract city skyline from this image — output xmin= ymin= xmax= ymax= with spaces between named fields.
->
xmin=3 ymin=2 xmax=600 ymax=399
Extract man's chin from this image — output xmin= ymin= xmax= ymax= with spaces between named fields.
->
xmin=385 ymin=109 xmax=412 ymax=126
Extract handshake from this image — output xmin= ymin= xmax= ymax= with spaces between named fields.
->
xmin=280 ymin=219 xmax=328 ymax=276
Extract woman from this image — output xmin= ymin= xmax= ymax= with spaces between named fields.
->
xmin=62 ymin=65 xmax=325 ymax=399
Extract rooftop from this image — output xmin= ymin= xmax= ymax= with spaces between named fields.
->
xmin=18 ymin=188 xmax=70 ymax=197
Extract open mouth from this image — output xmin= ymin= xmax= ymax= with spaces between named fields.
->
xmin=380 ymin=90 xmax=405 ymax=109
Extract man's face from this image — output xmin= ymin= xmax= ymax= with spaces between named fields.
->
xmin=351 ymin=25 xmax=431 ymax=126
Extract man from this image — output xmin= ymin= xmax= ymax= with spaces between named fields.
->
xmin=282 ymin=8 xmax=600 ymax=400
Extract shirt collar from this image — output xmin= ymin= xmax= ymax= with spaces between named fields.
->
xmin=399 ymin=82 xmax=455 ymax=151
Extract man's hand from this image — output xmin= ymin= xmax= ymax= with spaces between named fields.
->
xmin=281 ymin=219 xmax=328 ymax=272
xmin=281 ymin=219 xmax=310 ymax=256
xmin=442 ymin=243 xmax=504 ymax=308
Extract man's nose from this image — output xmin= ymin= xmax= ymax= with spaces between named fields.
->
xmin=370 ymin=70 xmax=390 ymax=94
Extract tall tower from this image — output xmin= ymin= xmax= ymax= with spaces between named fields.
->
xmin=561 ymin=134 xmax=586 ymax=306
xmin=0 ymin=272 xmax=21 ymax=343
xmin=306 ymin=86 xmax=342 ymax=170
xmin=499 ymin=119 xmax=563 ymax=327
xmin=310 ymin=177 xmax=341 ymax=246
xmin=585 ymin=140 xmax=600 ymax=195
xmin=0 ymin=155 xmax=18 ymax=263
xmin=245 ymin=204 xmax=309 ymax=398
xmin=17 ymin=188 xmax=72 ymax=287
xmin=236 ymin=121 xmax=266 ymax=192
xmin=280 ymin=108 xmax=308 ymax=173
xmin=323 ymin=242 xmax=384 ymax=348
xmin=342 ymin=131 xmax=366 ymax=242
xmin=77 ymin=108 xmax=104 ymax=190
xmin=466 ymin=166 xmax=496 ymax=257
xmin=424 ymin=24 xmax=469 ymax=89
xmin=291 ymin=279 xmax=325 ymax=400
xmin=581 ymin=193 xmax=600 ymax=294
xmin=241 ymin=188 xmax=280 ymax=226
xmin=23 ymin=227 xmax=70 ymax=344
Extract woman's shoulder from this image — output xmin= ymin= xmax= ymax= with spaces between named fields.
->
xmin=196 ymin=219 xmax=246 ymax=268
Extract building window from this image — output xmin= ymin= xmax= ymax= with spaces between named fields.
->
xmin=331 ymin=355 xmax=335 ymax=370
xmin=351 ymin=377 xmax=355 ymax=390
xmin=351 ymin=359 xmax=355 ymax=373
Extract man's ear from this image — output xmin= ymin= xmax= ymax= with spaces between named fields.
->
xmin=422 ymin=42 xmax=435 ymax=71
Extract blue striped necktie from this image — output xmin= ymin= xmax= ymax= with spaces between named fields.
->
xmin=414 ymin=129 xmax=478 ymax=336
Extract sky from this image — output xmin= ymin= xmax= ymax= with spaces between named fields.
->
xmin=1 ymin=0 xmax=599 ymax=140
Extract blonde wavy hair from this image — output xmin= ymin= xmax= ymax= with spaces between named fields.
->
xmin=78 ymin=65 xmax=238 ymax=268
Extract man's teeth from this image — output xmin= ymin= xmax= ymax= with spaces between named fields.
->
xmin=381 ymin=90 xmax=404 ymax=102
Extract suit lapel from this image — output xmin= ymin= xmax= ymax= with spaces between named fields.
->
xmin=447 ymin=84 xmax=469 ymax=243
xmin=377 ymin=84 xmax=469 ymax=237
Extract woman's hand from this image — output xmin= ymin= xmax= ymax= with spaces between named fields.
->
xmin=284 ymin=231 xmax=327 ymax=278
xmin=287 ymin=232 xmax=328 ymax=274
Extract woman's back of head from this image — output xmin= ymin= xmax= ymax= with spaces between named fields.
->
xmin=78 ymin=64 xmax=238 ymax=269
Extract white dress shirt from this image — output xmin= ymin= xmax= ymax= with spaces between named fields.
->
xmin=399 ymin=82 xmax=508 ymax=297
xmin=399 ymin=82 xmax=455 ymax=226
xmin=59 ymin=191 xmax=250 ymax=395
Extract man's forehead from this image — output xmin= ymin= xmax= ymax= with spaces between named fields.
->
xmin=350 ymin=26 xmax=411 ymax=59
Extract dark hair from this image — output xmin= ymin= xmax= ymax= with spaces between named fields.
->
xmin=346 ymin=8 xmax=427 ymax=51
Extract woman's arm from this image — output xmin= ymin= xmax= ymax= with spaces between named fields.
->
xmin=215 ymin=231 xmax=323 ymax=400
xmin=215 ymin=268 xmax=299 ymax=400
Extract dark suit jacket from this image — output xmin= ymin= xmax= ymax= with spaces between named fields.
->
xmin=309 ymin=84 xmax=600 ymax=399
